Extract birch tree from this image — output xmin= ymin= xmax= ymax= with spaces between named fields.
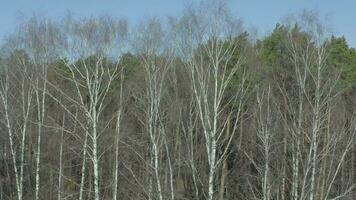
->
xmin=46 ymin=16 xmax=127 ymax=200
xmin=0 ymin=50 xmax=33 ymax=200
xmin=132 ymin=18 xmax=175 ymax=200
xmin=280 ymin=11 xmax=356 ymax=199
xmin=255 ymin=85 xmax=275 ymax=200
xmin=173 ymin=1 xmax=247 ymax=199
xmin=19 ymin=17 xmax=62 ymax=200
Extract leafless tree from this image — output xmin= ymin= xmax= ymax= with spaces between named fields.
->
xmin=0 ymin=52 xmax=33 ymax=200
xmin=45 ymin=16 xmax=127 ymax=200
xmin=172 ymin=1 xmax=247 ymax=199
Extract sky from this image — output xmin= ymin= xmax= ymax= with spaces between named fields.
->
xmin=0 ymin=0 xmax=355 ymax=47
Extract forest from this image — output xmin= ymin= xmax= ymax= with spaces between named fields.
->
xmin=0 ymin=1 xmax=356 ymax=200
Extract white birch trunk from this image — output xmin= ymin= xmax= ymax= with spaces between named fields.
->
xmin=35 ymin=65 xmax=47 ymax=200
xmin=58 ymin=116 xmax=64 ymax=200
xmin=79 ymin=130 xmax=88 ymax=200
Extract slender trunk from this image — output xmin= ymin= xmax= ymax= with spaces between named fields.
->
xmin=113 ymin=109 xmax=121 ymax=200
xmin=218 ymin=159 xmax=227 ymax=200
xmin=92 ymin=114 xmax=100 ymax=200
xmin=208 ymin=61 xmax=219 ymax=200
xmin=4 ymin=106 xmax=22 ymax=200
xmin=58 ymin=117 xmax=64 ymax=200
xmin=309 ymin=62 xmax=322 ymax=200
xmin=188 ymin=108 xmax=199 ymax=200
xmin=113 ymin=70 xmax=124 ymax=200
xmin=35 ymin=65 xmax=47 ymax=200
xmin=164 ymin=137 xmax=174 ymax=200
xmin=1 ymin=76 xmax=24 ymax=200
xmin=292 ymin=87 xmax=304 ymax=200
xmin=153 ymin=144 xmax=163 ymax=200
xmin=219 ymin=118 xmax=230 ymax=200
xmin=309 ymin=120 xmax=318 ymax=200
xmin=34 ymin=139 xmax=40 ymax=196
xmin=292 ymin=141 xmax=299 ymax=200
xmin=148 ymin=153 xmax=153 ymax=200
xmin=79 ymin=131 xmax=88 ymax=200
xmin=19 ymin=82 xmax=31 ymax=200
xmin=318 ymin=111 xmax=330 ymax=200
xmin=35 ymin=123 xmax=41 ymax=200
xmin=281 ymin=125 xmax=287 ymax=200
xmin=208 ymin=139 xmax=216 ymax=200
xmin=263 ymin=139 xmax=270 ymax=200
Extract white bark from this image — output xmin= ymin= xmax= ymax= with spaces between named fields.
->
xmin=134 ymin=18 xmax=173 ymax=200
xmin=188 ymin=38 xmax=246 ymax=200
xmin=182 ymin=99 xmax=199 ymax=199
xmin=46 ymin=17 xmax=127 ymax=200
xmin=0 ymin=62 xmax=33 ymax=200
xmin=113 ymin=67 xmax=124 ymax=200
xmin=50 ymin=55 xmax=119 ymax=200
xmin=283 ymin=24 xmax=352 ymax=200
xmin=163 ymin=127 xmax=174 ymax=200
xmin=256 ymin=85 xmax=273 ymax=200
xmin=79 ymin=128 xmax=88 ymax=200
xmin=58 ymin=116 xmax=64 ymax=200
xmin=112 ymin=109 xmax=121 ymax=200
xmin=35 ymin=66 xmax=47 ymax=200
xmin=0 ymin=75 xmax=22 ymax=200
xmin=173 ymin=4 xmax=247 ymax=198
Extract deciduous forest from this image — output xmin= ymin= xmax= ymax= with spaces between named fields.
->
xmin=0 ymin=1 xmax=356 ymax=200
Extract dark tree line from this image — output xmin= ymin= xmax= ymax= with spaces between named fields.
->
xmin=0 ymin=1 xmax=356 ymax=200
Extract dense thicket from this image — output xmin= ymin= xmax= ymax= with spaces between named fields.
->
xmin=0 ymin=2 xmax=356 ymax=200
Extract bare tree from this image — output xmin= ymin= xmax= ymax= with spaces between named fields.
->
xmin=0 ymin=52 xmax=33 ymax=200
xmin=255 ymin=85 xmax=274 ymax=200
xmin=57 ymin=115 xmax=65 ymax=200
xmin=173 ymin=1 xmax=247 ymax=199
xmin=45 ymin=16 xmax=127 ymax=200
xmin=279 ymin=11 xmax=356 ymax=200
xmin=131 ymin=18 xmax=175 ymax=200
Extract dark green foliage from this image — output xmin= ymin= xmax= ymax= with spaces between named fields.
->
xmin=261 ymin=24 xmax=289 ymax=70
xmin=327 ymin=36 xmax=356 ymax=88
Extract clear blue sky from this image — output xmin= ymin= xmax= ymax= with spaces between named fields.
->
xmin=0 ymin=0 xmax=355 ymax=47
